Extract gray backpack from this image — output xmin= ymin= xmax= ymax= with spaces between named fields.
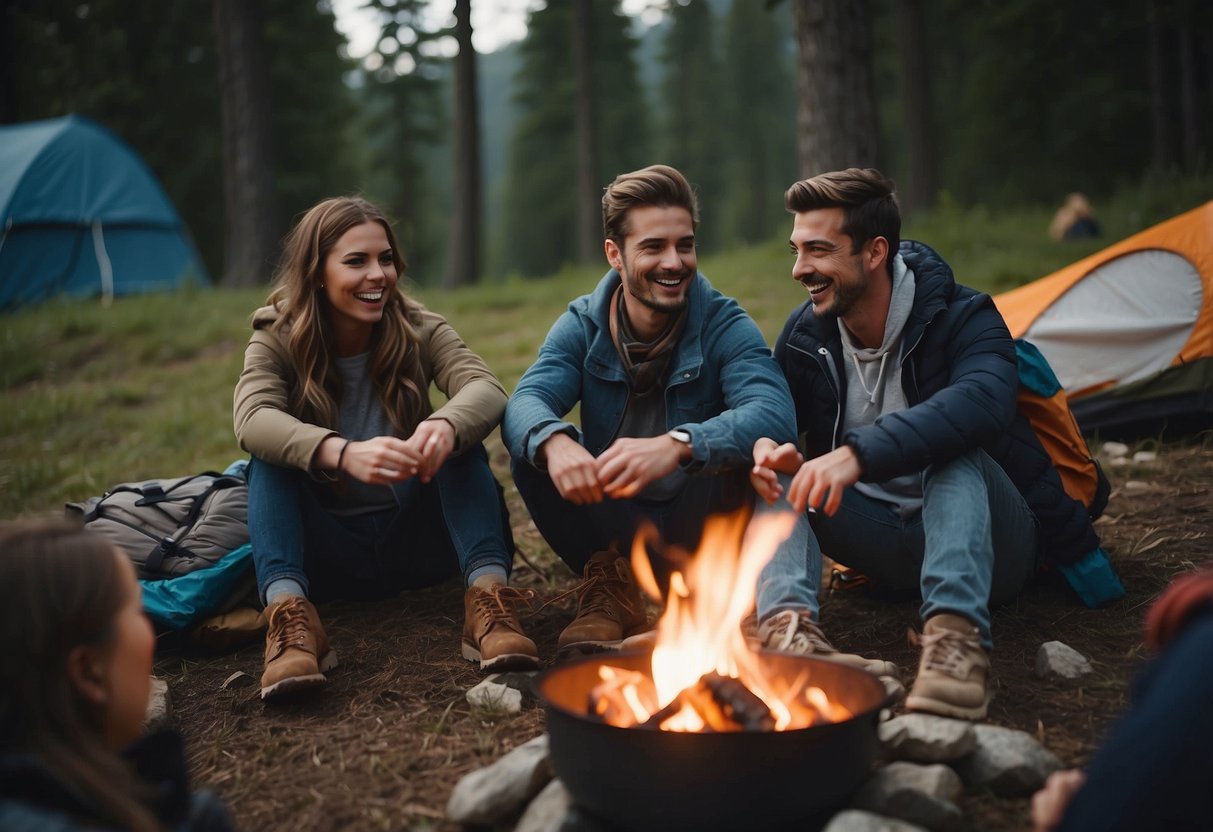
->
xmin=66 ymin=471 xmax=250 ymax=579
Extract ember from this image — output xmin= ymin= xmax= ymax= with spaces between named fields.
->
xmin=585 ymin=509 xmax=853 ymax=732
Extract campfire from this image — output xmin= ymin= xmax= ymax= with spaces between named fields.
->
xmin=536 ymin=508 xmax=890 ymax=831
xmin=586 ymin=509 xmax=854 ymax=732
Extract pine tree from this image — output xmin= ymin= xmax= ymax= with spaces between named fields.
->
xmin=657 ymin=0 xmax=725 ymax=250
xmin=494 ymin=1 xmax=649 ymax=278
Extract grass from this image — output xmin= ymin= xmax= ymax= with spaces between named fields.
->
xmin=2 ymin=181 xmax=1208 ymax=519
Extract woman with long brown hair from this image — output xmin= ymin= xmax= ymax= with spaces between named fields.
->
xmin=234 ymin=196 xmax=535 ymax=700
xmin=0 ymin=519 xmax=233 ymax=830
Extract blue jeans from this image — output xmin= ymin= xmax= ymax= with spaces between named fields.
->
xmin=248 ymin=444 xmax=514 ymax=604
xmin=511 ymin=456 xmax=751 ymax=581
xmin=758 ymin=449 xmax=1038 ymax=646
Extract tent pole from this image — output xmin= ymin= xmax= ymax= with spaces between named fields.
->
xmin=92 ymin=220 xmax=113 ymax=307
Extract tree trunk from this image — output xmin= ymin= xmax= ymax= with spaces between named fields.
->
xmin=212 ymin=0 xmax=280 ymax=287
xmin=571 ymin=0 xmax=600 ymax=263
xmin=1177 ymin=22 xmax=1198 ymax=171
xmin=791 ymin=0 xmax=881 ymax=178
xmin=442 ymin=0 xmax=481 ymax=288
xmin=1145 ymin=0 xmax=1174 ymax=172
xmin=892 ymin=0 xmax=937 ymax=213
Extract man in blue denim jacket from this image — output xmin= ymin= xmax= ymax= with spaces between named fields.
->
xmin=504 ymin=164 xmax=812 ymax=657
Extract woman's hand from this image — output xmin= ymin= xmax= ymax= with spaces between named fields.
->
xmin=405 ymin=419 xmax=456 ymax=483
xmin=338 ymin=436 xmax=425 ymax=485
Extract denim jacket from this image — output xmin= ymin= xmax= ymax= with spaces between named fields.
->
xmin=503 ymin=270 xmax=796 ymax=474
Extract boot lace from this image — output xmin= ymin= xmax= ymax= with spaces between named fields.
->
xmin=269 ymin=597 xmax=313 ymax=654
xmin=472 ymin=586 xmax=535 ymax=631
xmin=574 ymin=558 xmax=634 ymax=617
xmin=913 ymin=627 xmax=980 ymax=677
xmin=761 ymin=609 xmax=837 ymax=655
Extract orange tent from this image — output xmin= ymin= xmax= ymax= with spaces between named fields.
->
xmin=994 ymin=201 xmax=1213 ymax=435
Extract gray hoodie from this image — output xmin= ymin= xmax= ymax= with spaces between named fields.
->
xmin=838 ymin=254 xmax=923 ymax=517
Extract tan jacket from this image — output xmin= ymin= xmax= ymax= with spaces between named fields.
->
xmin=233 ymin=303 xmax=507 ymax=473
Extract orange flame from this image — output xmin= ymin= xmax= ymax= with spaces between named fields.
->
xmin=590 ymin=507 xmax=853 ymax=731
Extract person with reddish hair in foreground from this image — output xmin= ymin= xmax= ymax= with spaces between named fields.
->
xmin=1032 ymin=564 xmax=1213 ymax=831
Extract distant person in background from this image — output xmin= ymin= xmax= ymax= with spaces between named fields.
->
xmin=1049 ymin=193 xmax=1101 ymax=241
xmin=235 ymin=196 xmax=536 ymax=701
xmin=1031 ymin=563 xmax=1213 ymax=831
xmin=0 ymin=519 xmax=234 ymax=831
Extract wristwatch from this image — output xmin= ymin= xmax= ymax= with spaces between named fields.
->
xmin=667 ymin=429 xmax=692 ymax=446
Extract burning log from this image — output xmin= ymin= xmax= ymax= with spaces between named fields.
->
xmin=590 ymin=667 xmax=777 ymax=732
xmin=587 ymin=666 xmax=658 ymax=727
xmin=694 ymin=672 xmax=776 ymax=732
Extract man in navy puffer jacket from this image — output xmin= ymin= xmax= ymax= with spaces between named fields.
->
xmin=751 ymin=168 xmax=1122 ymax=720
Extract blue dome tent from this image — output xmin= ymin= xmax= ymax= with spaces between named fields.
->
xmin=0 ymin=114 xmax=209 ymax=311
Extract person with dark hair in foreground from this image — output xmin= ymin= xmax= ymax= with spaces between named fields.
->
xmin=0 ymin=519 xmax=233 ymax=831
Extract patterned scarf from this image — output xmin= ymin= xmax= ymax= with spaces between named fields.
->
xmin=608 ymin=284 xmax=687 ymax=397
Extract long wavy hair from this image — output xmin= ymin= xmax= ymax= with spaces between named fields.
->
xmin=266 ymin=196 xmax=426 ymax=436
xmin=0 ymin=519 xmax=159 ymax=832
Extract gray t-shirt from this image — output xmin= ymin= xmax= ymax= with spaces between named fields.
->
xmin=327 ymin=352 xmax=397 ymax=514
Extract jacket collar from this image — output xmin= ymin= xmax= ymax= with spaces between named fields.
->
xmin=585 ymin=269 xmax=708 ymax=380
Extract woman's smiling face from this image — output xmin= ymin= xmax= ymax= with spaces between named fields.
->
xmin=322 ymin=221 xmax=398 ymax=353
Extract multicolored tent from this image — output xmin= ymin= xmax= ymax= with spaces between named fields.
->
xmin=0 ymin=114 xmax=209 ymax=311
xmin=995 ymin=201 xmax=1213 ymax=436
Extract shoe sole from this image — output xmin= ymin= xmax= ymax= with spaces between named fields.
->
xmin=461 ymin=642 xmax=539 ymax=672
xmin=904 ymin=693 xmax=989 ymax=721
xmin=260 ymin=650 xmax=339 ymax=701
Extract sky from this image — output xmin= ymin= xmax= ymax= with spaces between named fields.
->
xmin=331 ymin=0 xmax=665 ymax=65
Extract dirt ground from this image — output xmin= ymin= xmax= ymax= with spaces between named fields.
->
xmin=161 ymin=438 xmax=1213 ymax=831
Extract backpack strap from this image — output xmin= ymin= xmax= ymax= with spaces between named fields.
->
xmin=137 ymin=474 xmax=244 ymax=574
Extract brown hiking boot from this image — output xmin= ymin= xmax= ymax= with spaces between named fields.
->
xmin=757 ymin=609 xmax=900 ymax=679
xmin=461 ymin=585 xmax=540 ymax=672
xmin=260 ymin=596 xmax=338 ymax=700
xmin=905 ymin=613 xmax=991 ymax=720
xmin=557 ymin=550 xmax=649 ymax=656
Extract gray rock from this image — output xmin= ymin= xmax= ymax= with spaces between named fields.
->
xmin=1102 ymin=441 xmax=1129 ymax=459
xmin=445 ymin=734 xmax=553 ymax=824
xmin=853 ymin=762 xmax=964 ymax=831
xmin=953 ymin=724 xmax=1064 ymax=797
xmin=486 ymin=670 xmax=539 ymax=701
xmin=1123 ymin=480 xmax=1151 ymax=493
xmin=879 ymin=713 xmax=978 ymax=763
xmin=143 ymin=676 xmax=171 ymax=729
xmin=1035 ymin=641 xmax=1093 ymax=679
xmin=1132 ymin=450 xmax=1158 ymax=463
xmin=822 ymin=809 xmax=931 ymax=832
xmin=515 ymin=778 xmax=575 ymax=832
xmin=467 ymin=678 xmax=523 ymax=714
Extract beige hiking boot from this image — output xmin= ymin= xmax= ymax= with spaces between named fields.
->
xmin=757 ymin=609 xmax=901 ymax=679
xmin=461 ymin=585 xmax=540 ymax=672
xmin=905 ymin=613 xmax=991 ymax=720
xmin=557 ymin=550 xmax=649 ymax=656
xmin=260 ymin=595 xmax=338 ymax=700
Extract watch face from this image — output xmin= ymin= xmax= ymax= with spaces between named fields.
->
xmin=669 ymin=429 xmax=692 ymax=444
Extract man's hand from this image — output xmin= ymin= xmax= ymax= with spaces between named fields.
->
xmin=404 ymin=419 xmax=456 ymax=483
xmin=540 ymin=432 xmax=605 ymax=505
xmin=597 ymin=435 xmax=684 ymax=499
xmin=1031 ymin=769 xmax=1086 ymax=832
xmin=750 ymin=437 xmax=805 ymax=504
xmin=786 ymin=445 xmax=863 ymax=516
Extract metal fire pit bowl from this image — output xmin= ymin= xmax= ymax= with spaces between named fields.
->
xmin=537 ymin=649 xmax=889 ymax=832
